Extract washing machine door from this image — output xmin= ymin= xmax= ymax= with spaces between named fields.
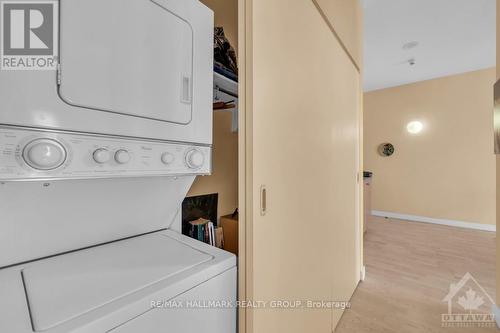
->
xmin=58 ymin=0 xmax=194 ymax=124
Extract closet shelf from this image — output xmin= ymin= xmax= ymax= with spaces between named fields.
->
xmin=213 ymin=72 xmax=239 ymax=132
xmin=214 ymin=72 xmax=238 ymax=98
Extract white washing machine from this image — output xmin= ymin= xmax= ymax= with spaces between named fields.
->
xmin=0 ymin=0 xmax=237 ymax=332
xmin=0 ymin=230 xmax=236 ymax=333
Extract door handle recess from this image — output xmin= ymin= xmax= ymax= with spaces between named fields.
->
xmin=260 ymin=185 xmax=267 ymax=216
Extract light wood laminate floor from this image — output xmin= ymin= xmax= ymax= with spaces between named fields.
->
xmin=336 ymin=216 xmax=497 ymax=333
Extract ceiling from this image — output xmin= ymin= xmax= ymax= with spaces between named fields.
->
xmin=363 ymin=0 xmax=496 ymax=92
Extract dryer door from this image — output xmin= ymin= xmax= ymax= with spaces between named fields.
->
xmin=58 ymin=0 xmax=194 ymax=124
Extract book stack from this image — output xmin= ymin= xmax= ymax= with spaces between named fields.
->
xmin=187 ymin=218 xmax=216 ymax=246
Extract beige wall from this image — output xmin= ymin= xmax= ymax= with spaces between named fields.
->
xmin=365 ymin=69 xmax=496 ymax=226
xmin=188 ymin=0 xmax=238 ymax=220
xmin=201 ymin=0 xmax=238 ymax=51
xmin=188 ymin=112 xmax=238 ymax=219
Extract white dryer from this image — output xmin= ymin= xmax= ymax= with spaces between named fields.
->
xmin=0 ymin=0 xmax=236 ymax=332
xmin=0 ymin=0 xmax=213 ymax=145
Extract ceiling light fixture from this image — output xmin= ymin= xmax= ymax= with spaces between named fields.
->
xmin=407 ymin=121 xmax=424 ymax=134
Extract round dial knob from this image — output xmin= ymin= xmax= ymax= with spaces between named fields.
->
xmin=114 ymin=150 xmax=131 ymax=164
xmin=161 ymin=152 xmax=175 ymax=165
xmin=185 ymin=149 xmax=204 ymax=169
xmin=93 ymin=148 xmax=111 ymax=164
xmin=23 ymin=139 xmax=67 ymax=170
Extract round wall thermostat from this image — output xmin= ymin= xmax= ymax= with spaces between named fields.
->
xmin=378 ymin=143 xmax=395 ymax=157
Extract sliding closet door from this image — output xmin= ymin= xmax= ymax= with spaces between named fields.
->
xmin=313 ymin=0 xmax=363 ymax=68
xmin=241 ymin=0 xmax=362 ymax=332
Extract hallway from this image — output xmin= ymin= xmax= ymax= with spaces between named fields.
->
xmin=336 ymin=217 xmax=497 ymax=332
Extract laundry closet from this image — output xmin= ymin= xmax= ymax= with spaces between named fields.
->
xmin=183 ymin=0 xmax=240 ymax=256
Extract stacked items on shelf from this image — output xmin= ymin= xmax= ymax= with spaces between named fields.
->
xmin=187 ymin=218 xmax=216 ymax=247
xmin=214 ymin=27 xmax=238 ymax=82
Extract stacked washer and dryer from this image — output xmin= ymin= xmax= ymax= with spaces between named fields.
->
xmin=0 ymin=0 xmax=237 ymax=332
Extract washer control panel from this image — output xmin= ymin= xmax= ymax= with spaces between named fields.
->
xmin=0 ymin=127 xmax=211 ymax=180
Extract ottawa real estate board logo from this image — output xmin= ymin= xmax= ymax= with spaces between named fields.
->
xmin=0 ymin=1 xmax=58 ymax=70
xmin=442 ymin=272 xmax=496 ymax=328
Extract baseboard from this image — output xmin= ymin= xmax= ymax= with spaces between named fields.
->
xmin=360 ymin=265 xmax=366 ymax=282
xmin=491 ymin=304 xmax=500 ymax=328
xmin=371 ymin=210 xmax=496 ymax=232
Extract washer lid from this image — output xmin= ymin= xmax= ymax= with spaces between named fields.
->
xmin=58 ymin=0 xmax=194 ymax=124
xmin=22 ymin=233 xmax=212 ymax=331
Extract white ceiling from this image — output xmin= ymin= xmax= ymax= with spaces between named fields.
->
xmin=363 ymin=0 xmax=496 ymax=92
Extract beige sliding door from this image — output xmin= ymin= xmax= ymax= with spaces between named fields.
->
xmin=313 ymin=0 xmax=363 ymax=69
xmin=239 ymin=0 xmax=362 ymax=332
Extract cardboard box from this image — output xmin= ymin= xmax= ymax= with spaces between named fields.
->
xmin=220 ymin=213 xmax=238 ymax=256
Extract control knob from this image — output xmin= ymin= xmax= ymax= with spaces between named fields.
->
xmin=185 ymin=149 xmax=204 ymax=169
xmin=161 ymin=152 xmax=175 ymax=165
xmin=115 ymin=149 xmax=131 ymax=164
xmin=23 ymin=138 xmax=67 ymax=170
xmin=93 ymin=148 xmax=111 ymax=164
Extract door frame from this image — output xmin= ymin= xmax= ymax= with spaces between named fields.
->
xmin=237 ymin=0 xmax=251 ymax=332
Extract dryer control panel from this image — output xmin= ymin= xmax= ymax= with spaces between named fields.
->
xmin=0 ymin=127 xmax=211 ymax=181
